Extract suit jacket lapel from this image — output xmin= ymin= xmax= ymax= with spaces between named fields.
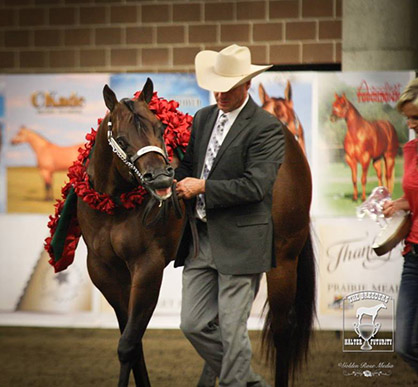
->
xmin=208 ymin=97 xmax=257 ymax=176
xmin=197 ymin=106 xmax=218 ymax=177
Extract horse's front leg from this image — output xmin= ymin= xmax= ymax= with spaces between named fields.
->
xmin=384 ymin=155 xmax=396 ymax=194
xmin=360 ymin=157 xmax=371 ymax=201
xmin=372 ymin=158 xmax=383 ymax=187
xmin=118 ymin=254 xmax=165 ymax=387
xmin=39 ymin=168 xmax=53 ymax=201
xmin=344 ymin=153 xmax=358 ymax=201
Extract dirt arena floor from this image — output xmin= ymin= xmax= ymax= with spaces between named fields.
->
xmin=0 ymin=327 xmax=417 ymax=387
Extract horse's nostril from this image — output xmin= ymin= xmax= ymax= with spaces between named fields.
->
xmin=166 ymin=166 xmax=174 ymax=176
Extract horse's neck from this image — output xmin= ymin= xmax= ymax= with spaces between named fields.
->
xmin=25 ymin=130 xmax=49 ymax=153
xmin=345 ymin=103 xmax=363 ymax=123
xmin=344 ymin=103 xmax=363 ymax=128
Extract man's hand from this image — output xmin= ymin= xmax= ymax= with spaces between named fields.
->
xmin=176 ymin=178 xmax=205 ymax=199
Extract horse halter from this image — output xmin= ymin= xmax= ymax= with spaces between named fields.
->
xmin=280 ymin=115 xmax=302 ymax=141
xmin=107 ymin=115 xmax=170 ymax=185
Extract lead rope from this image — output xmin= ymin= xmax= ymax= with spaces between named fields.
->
xmin=171 ymin=181 xmax=183 ymax=219
xmin=141 ymin=182 xmax=183 ymax=228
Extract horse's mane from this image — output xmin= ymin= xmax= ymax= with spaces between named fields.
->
xmin=21 ymin=127 xmax=50 ymax=142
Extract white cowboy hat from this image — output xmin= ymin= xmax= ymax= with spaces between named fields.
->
xmin=195 ymin=44 xmax=272 ymax=92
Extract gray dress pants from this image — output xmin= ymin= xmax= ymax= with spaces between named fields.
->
xmin=180 ymin=221 xmax=267 ymax=387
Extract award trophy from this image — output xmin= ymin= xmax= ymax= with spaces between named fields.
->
xmin=353 ymin=321 xmax=381 ymax=351
xmin=356 ymin=186 xmax=391 ymax=225
xmin=357 ymin=186 xmax=411 ymax=256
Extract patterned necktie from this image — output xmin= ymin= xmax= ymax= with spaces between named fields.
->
xmin=196 ymin=113 xmax=228 ymax=220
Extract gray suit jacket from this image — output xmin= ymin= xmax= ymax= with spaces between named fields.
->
xmin=175 ymin=96 xmax=285 ymax=275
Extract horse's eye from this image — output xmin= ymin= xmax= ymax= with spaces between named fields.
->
xmin=116 ymin=137 xmax=128 ymax=150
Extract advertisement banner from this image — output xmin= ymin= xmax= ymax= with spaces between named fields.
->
xmin=315 ymin=217 xmax=403 ymax=330
xmin=0 ymin=71 xmax=416 ymax=331
xmin=5 ymin=74 xmax=109 ymax=213
xmin=315 ymin=72 xmax=415 ymax=217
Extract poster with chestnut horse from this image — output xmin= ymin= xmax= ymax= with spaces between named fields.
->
xmin=316 ymin=72 xmax=414 ymax=216
xmin=4 ymin=74 xmax=109 ymax=213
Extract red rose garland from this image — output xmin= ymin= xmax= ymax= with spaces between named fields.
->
xmin=44 ymin=92 xmax=192 ymax=272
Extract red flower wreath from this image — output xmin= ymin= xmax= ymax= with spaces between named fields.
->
xmin=44 ymin=92 xmax=192 ymax=272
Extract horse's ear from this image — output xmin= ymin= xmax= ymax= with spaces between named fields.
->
xmin=103 ymin=84 xmax=118 ymax=112
xmin=140 ymin=78 xmax=154 ymax=104
xmin=285 ymin=80 xmax=292 ymax=101
xmin=258 ymin=83 xmax=268 ymax=104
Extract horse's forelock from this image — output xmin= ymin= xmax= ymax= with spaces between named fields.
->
xmin=122 ymin=99 xmax=135 ymax=113
xmin=119 ymin=98 xmax=160 ymax=136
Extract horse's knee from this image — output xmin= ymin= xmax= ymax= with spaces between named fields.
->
xmin=118 ymin=335 xmax=140 ymax=363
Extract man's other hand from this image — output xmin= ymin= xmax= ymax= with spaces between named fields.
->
xmin=176 ymin=178 xmax=205 ymax=199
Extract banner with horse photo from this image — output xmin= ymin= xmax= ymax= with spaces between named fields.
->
xmin=4 ymin=74 xmax=109 ymax=214
xmin=248 ymin=71 xmax=315 ymax=163
xmin=315 ymin=72 xmax=415 ymax=217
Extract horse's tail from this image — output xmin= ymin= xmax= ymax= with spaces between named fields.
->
xmin=262 ymin=231 xmax=316 ymax=385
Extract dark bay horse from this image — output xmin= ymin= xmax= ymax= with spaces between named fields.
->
xmin=77 ymin=79 xmax=184 ymax=387
xmin=77 ymin=79 xmax=315 ymax=387
xmin=259 ymin=80 xmax=307 ymax=155
xmin=330 ymin=93 xmax=399 ymax=201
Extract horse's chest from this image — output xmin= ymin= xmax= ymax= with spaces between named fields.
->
xmin=345 ymin=131 xmax=371 ymax=154
xmin=109 ymin=222 xmax=146 ymax=258
xmin=82 ymin=213 xmax=146 ymax=259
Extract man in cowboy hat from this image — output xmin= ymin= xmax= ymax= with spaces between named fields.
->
xmin=175 ymin=44 xmax=285 ymax=386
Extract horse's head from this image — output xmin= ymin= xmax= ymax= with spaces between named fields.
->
xmin=103 ymin=79 xmax=174 ymax=201
xmin=11 ymin=126 xmax=29 ymax=145
xmin=259 ymin=81 xmax=306 ymax=153
xmin=259 ymin=81 xmax=298 ymax=129
xmin=330 ymin=93 xmax=349 ymax=122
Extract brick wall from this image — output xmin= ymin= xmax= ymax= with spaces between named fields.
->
xmin=0 ymin=0 xmax=342 ymax=73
